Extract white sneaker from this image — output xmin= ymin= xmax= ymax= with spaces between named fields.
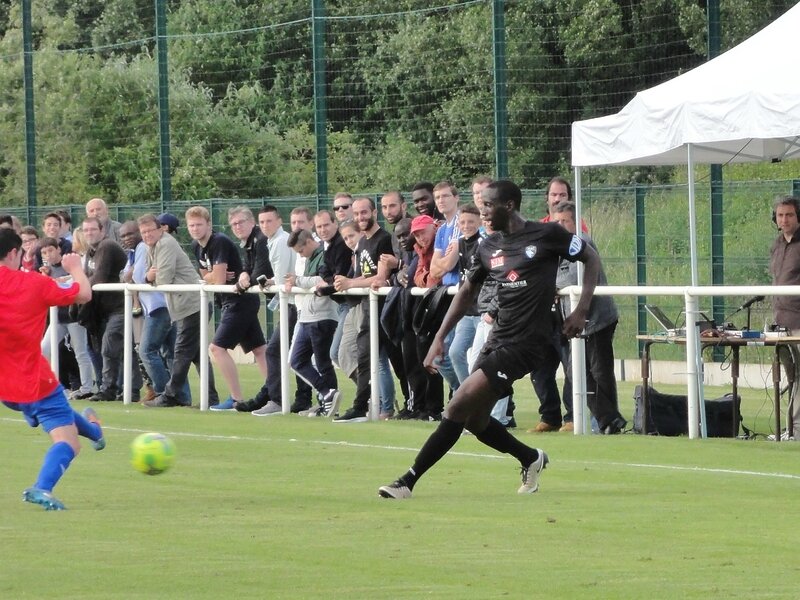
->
xmin=378 ymin=480 xmax=412 ymax=499
xmin=517 ymin=449 xmax=549 ymax=494
xmin=251 ymin=400 xmax=282 ymax=416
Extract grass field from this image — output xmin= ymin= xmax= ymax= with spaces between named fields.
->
xmin=2 ymin=369 xmax=799 ymax=599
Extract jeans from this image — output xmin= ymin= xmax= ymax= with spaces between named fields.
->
xmin=138 ymin=307 xmax=176 ymax=394
xmin=290 ymin=319 xmax=338 ymax=394
xmin=437 ymin=327 xmax=460 ymax=394
xmin=263 ymin=304 xmax=312 ymax=405
xmin=42 ymin=321 xmax=94 ymax=394
xmin=330 ymin=303 xmax=349 ymax=368
xmin=352 ymin=298 xmax=404 ymax=415
xmin=87 ymin=336 xmax=103 ymax=389
xmin=337 ymin=303 xmax=361 ymax=380
xmin=449 ymin=315 xmax=479 ymax=384
xmin=379 ymin=347 xmax=395 ymax=413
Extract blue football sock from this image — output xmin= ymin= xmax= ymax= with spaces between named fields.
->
xmin=73 ymin=410 xmax=102 ymax=442
xmin=34 ymin=441 xmax=76 ymax=492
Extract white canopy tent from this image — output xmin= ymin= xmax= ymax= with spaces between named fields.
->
xmin=572 ymin=2 xmax=800 ymax=169
xmin=570 ymin=3 xmax=800 ymax=438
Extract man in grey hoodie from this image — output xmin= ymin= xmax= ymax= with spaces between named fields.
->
xmin=285 ymin=229 xmax=341 ymax=418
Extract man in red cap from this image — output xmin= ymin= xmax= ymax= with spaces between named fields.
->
xmin=409 ymin=215 xmax=439 ymax=288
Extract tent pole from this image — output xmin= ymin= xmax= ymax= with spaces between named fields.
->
xmin=687 ymin=144 xmax=699 ymax=287
xmin=572 ymin=166 xmax=588 ymax=435
xmin=685 ymin=144 xmax=704 ymax=438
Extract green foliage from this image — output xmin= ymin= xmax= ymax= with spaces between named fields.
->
xmin=168 ymin=0 xmax=312 ymax=123
xmin=1 ymin=0 xmax=798 ymax=203
xmin=370 ymin=134 xmax=456 ymax=190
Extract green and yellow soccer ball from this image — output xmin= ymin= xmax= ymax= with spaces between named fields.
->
xmin=131 ymin=432 xmax=176 ymax=475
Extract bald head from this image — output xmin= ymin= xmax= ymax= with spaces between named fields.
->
xmin=86 ymin=198 xmax=109 ymax=220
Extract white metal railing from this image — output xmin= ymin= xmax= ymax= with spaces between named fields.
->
xmin=74 ymin=283 xmax=448 ymax=420
xmin=51 ymin=282 xmax=800 ymax=438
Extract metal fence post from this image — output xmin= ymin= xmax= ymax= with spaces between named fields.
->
xmin=708 ymin=0 xmax=724 ymax=360
xmin=312 ymin=0 xmax=328 ymax=208
xmin=155 ymin=0 xmax=173 ymax=212
xmin=22 ymin=0 xmax=37 ymax=218
xmin=492 ymin=0 xmax=508 ymax=179
xmin=369 ymin=289 xmax=380 ymax=421
xmin=200 ymin=286 xmax=210 ymax=410
xmin=123 ymin=286 xmax=134 ymax=405
xmin=279 ymin=290 xmax=291 ymax=414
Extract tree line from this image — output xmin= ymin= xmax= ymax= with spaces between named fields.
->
xmin=0 ymin=0 xmax=793 ymax=206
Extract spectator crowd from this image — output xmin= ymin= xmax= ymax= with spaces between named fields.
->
xmin=0 ymin=179 xmax=627 ymax=434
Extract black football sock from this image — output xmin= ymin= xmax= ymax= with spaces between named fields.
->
xmin=400 ymin=417 xmax=464 ymax=490
xmin=473 ymin=417 xmax=538 ymax=466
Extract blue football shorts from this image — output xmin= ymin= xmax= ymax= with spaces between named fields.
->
xmin=2 ymin=384 xmax=74 ymax=433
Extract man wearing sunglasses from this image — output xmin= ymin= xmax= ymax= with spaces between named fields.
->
xmin=332 ymin=192 xmax=353 ymax=223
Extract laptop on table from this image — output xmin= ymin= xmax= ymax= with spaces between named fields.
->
xmin=645 ymin=304 xmax=685 ymax=336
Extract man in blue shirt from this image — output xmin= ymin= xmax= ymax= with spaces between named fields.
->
xmin=429 ymin=181 xmax=462 ymax=393
xmin=125 ymin=220 xmax=183 ymax=404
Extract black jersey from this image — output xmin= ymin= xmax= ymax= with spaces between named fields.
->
xmin=466 ymin=220 xmax=585 ymax=344
xmin=354 ymin=228 xmax=393 ymax=278
xmin=193 ymin=231 xmax=244 ymax=305
xmin=242 ymin=226 xmax=273 ymax=281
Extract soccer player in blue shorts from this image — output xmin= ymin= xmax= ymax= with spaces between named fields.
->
xmin=0 ymin=229 xmax=104 ymax=511
xmin=378 ymin=180 xmax=601 ymax=498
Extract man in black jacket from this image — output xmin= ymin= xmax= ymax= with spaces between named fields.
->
xmin=314 ymin=209 xmax=352 ymax=372
xmin=82 ymin=217 xmax=141 ymax=402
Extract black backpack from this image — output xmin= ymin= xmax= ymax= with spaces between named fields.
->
xmin=633 ymin=385 xmax=742 ymax=437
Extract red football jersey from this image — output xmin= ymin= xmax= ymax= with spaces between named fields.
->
xmin=0 ymin=267 xmax=79 ymax=403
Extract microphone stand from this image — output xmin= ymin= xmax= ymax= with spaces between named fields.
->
xmin=724 ymin=297 xmax=765 ymax=331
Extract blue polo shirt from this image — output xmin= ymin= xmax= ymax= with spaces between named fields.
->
xmin=434 ymin=213 xmax=461 ymax=286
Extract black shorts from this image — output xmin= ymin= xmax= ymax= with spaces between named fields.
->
xmin=213 ymin=294 xmax=265 ymax=352
xmin=473 ymin=339 xmax=549 ymax=398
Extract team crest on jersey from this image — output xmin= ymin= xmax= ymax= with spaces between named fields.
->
xmin=490 ymin=256 xmax=505 ymax=269
xmin=525 ymin=245 xmax=536 ymax=259
xmin=568 ymin=235 xmax=582 ymax=256
xmin=507 ymin=270 xmax=519 ymax=282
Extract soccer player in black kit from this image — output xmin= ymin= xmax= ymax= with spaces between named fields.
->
xmin=378 ymin=180 xmax=601 ymax=498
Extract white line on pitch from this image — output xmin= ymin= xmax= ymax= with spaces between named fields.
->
xmin=3 ymin=417 xmax=800 ymax=481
